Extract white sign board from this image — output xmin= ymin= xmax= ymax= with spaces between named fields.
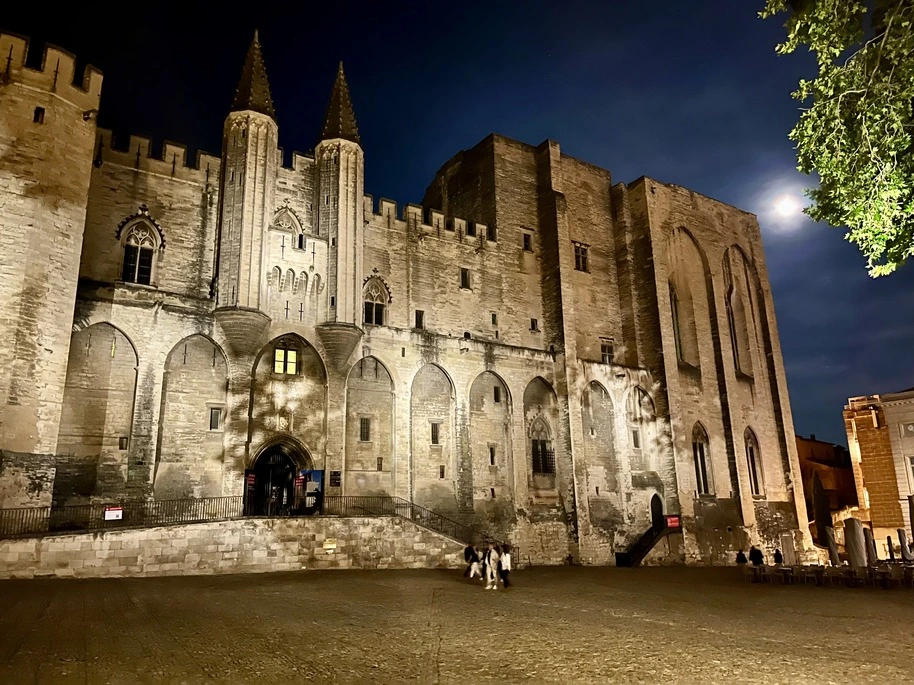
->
xmin=104 ymin=507 xmax=123 ymax=521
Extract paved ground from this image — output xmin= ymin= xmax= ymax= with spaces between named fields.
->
xmin=0 ymin=566 xmax=912 ymax=684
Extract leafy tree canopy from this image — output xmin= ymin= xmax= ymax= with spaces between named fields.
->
xmin=761 ymin=0 xmax=914 ymax=276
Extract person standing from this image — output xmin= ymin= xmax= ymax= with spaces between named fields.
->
xmin=749 ymin=545 xmax=765 ymax=566
xmin=484 ymin=542 xmax=500 ymax=590
xmin=499 ymin=543 xmax=512 ymax=588
xmin=735 ymin=549 xmax=748 ymax=565
xmin=463 ymin=544 xmax=476 ymax=577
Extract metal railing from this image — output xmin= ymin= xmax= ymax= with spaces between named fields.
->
xmin=0 ymin=497 xmax=243 ymax=539
xmin=321 ymin=496 xmax=497 ymax=547
xmin=0 ymin=495 xmax=499 ymax=547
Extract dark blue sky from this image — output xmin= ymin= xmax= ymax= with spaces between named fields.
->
xmin=6 ymin=1 xmax=913 ymax=445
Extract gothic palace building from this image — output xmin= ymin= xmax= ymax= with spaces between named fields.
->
xmin=0 ymin=31 xmax=812 ymax=564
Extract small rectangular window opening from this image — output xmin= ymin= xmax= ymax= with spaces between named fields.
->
xmin=118 ymin=436 xmax=129 ymax=450
xmin=574 ymin=242 xmax=589 ymax=272
xmin=377 ymin=457 xmax=384 ymax=471
xmin=530 ymin=318 xmax=539 ymax=332
xmin=445 ymin=218 xmax=455 ymax=232
xmin=491 ymin=313 xmax=498 ymax=326
xmin=415 ymin=310 xmax=425 ymax=329
xmin=209 ymin=407 xmax=222 ymax=431
xmin=493 ymin=386 xmax=501 ymax=403
xmin=439 ymin=465 xmax=445 ymax=479
xmin=460 ymin=268 xmax=471 ymax=290
xmin=33 ymin=107 xmax=45 ymax=124
xmin=489 ymin=446 xmax=496 ymax=466
xmin=431 ymin=422 xmax=441 ymax=445
xmin=632 ymin=429 xmax=641 ymax=449
xmin=466 ymin=222 xmax=477 ymax=237
xmin=601 ymin=342 xmax=614 ymax=365
xmin=522 ymin=233 xmax=532 ymax=251
xmin=490 ymin=487 xmax=496 ymax=498
xmin=487 ymin=225 xmax=497 ymax=241
xmin=360 ymin=417 xmax=371 ymax=442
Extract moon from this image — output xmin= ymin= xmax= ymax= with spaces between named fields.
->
xmin=774 ymin=195 xmax=800 ymax=218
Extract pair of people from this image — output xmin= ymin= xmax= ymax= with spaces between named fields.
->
xmin=463 ymin=542 xmax=512 ymax=589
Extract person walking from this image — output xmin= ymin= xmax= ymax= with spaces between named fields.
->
xmin=463 ymin=544 xmax=476 ymax=577
xmin=499 ymin=543 xmax=512 ymax=588
xmin=484 ymin=542 xmax=500 ymax=590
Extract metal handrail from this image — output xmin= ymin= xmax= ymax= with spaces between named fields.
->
xmin=0 ymin=495 xmax=502 ymax=547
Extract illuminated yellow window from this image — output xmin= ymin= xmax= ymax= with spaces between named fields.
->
xmin=273 ymin=341 xmax=299 ymax=375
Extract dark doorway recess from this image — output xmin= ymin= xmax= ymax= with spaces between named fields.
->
xmin=245 ymin=440 xmax=310 ymax=516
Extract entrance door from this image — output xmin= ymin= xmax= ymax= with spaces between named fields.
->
xmin=651 ymin=494 xmax=664 ymax=532
xmin=249 ymin=449 xmax=297 ymax=516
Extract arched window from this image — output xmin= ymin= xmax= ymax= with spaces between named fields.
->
xmin=627 ymin=386 xmax=654 ymax=450
xmin=692 ymin=423 xmax=712 ymax=495
xmin=744 ymin=427 xmax=763 ymax=495
xmin=122 ymin=222 xmax=158 ymax=285
xmin=530 ymin=418 xmax=555 ymax=475
xmin=670 ymin=283 xmax=684 ymax=362
xmin=363 ymin=278 xmax=389 ymax=326
xmin=273 ymin=337 xmax=300 ymax=375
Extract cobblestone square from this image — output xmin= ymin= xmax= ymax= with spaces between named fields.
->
xmin=0 ymin=566 xmax=911 ymax=683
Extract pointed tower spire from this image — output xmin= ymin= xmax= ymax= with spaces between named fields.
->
xmin=231 ymin=30 xmax=276 ymax=120
xmin=320 ymin=62 xmax=360 ymax=145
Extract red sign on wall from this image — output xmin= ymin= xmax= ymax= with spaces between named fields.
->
xmin=665 ymin=515 xmax=681 ymax=529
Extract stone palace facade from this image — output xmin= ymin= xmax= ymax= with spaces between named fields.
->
xmin=0 ymin=31 xmax=812 ymax=564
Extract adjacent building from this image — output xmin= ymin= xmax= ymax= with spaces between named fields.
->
xmin=844 ymin=390 xmax=914 ymax=545
xmin=0 ymin=31 xmax=812 ymax=564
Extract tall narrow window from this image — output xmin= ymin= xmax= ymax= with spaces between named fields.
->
xmin=363 ymin=277 xmax=389 ymax=325
xmin=439 ymin=465 xmax=446 ymax=479
xmin=491 ymin=312 xmax=498 ymax=326
xmin=122 ymin=223 xmax=158 ymax=285
xmin=359 ymin=417 xmax=371 ymax=442
xmin=460 ymin=268 xmax=471 ymax=290
xmin=530 ymin=318 xmax=539 ymax=332
xmin=487 ymin=224 xmax=497 ymax=241
xmin=530 ymin=419 xmax=555 ymax=475
xmin=523 ymin=233 xmax=533 ymax=251
xmin=493 ymin=386 xmax=501 ymax=403
xmin=33 ymin=107 xmax=45 ymax=124
xmin=727 ymin=295 xmax=740 ymax=371
xmin=377 ymin=457 xmax=384 ymax=471
xmin=273 ymin=338 xmax=299 ymax=375
xmin=670 ymin=283 xmax=684 ymax=362
xmin=431 ymin=422 xmax=441 ymax=445
xmin=415 ymin=310 xmax=425 ymax=329
xmin=489 ymin=446 xmax=496 ymax=466
xmin=745 ymin=428 xmax=763 ymax=495
xmin=466 ymin=222 xmax=477 ymax=237
xmin=692 ymin=423 xmax=712 ymax=495
xmin=573 ymin=242 xmax=589 ymax=272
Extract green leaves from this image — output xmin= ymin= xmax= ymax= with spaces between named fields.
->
xmin=762 ymin=0 xmax=914 ymax=276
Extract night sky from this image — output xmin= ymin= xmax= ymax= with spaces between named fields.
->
xmin=4 ymin=1 xmax=913 ymax=446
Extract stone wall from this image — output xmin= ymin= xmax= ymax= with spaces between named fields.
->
xmin=0 ymin=35 xmax=101 ymax=507
xmin=0 ymin=516 xmax=464 ymax=580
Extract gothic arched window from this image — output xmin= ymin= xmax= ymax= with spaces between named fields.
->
xmin=530 ymin=418 xmax=555 ymax=475
xmin=745 ymin=427 xmax=763 ymax=496
xmin=692 ymin=422 xmax=712 ymax=495
xmin=122 ymin=222 xmax=158 ymax=285
xmin=627 ymin=386 xmax=654 ymax=450
xmin=363 ymin=278 xmax=389 ymax=326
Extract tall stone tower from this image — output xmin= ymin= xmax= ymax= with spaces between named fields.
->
xmin=0 ymin=34 xmax=102 ymax=507
xmin=315 ymin=63 xmax=364 ymax=327
xmin=214 ymin=31 xmax=277 ymax=356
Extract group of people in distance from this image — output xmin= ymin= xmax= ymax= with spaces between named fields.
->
xmin=736 ymin=545 xmax=784 ymax=566
xmin=463 ymin=542 xmax=512 ymax=590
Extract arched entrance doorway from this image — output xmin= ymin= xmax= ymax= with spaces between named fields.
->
xmin=651 ymin=494 xmax=664 ymax=532
xmin=245 ymin=439 xmax=313 ymax=516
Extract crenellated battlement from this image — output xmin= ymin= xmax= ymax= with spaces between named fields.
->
xmin=363 ymin=195 xmax=495 ymax=245
xmin=0 ymin=32 xmax=102 ymax=112
xmin=94 ymin=129 xmax=221 ymax=184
